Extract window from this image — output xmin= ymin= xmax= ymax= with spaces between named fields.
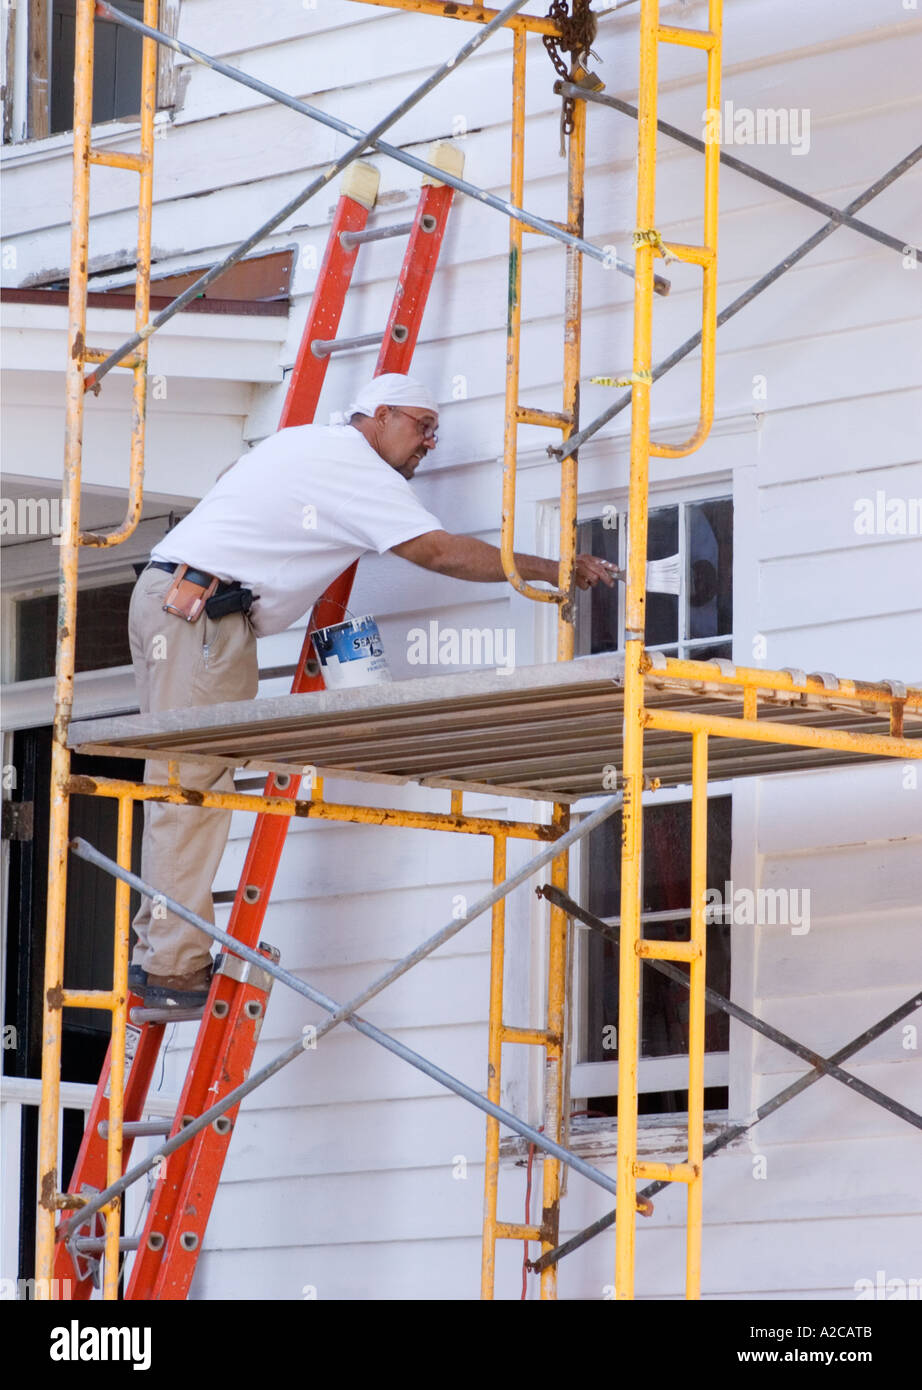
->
xmin=568 ymin=490 xmax=735 ymax=1117
xmin=575 ymin=793 xmax=733 ymax=1116
xmin=16 ymin=581 xmax=136 ymax=681
xmin=575 ymin=495 xmax=733 ymax=661
xmin=50 ymin=1 xmax=145 ymax=135
xmin=3 ymin=1 xmax=181 ymax=145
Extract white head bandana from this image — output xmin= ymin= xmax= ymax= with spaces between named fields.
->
xmin=329 ymin=373 xmax=439 ymax=426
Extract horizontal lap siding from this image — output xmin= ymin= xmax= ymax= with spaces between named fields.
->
xmin=145 ymin=0 xmax=922 ymax=1299
xmin=3 ymin=0 xmax=920 ymax=1300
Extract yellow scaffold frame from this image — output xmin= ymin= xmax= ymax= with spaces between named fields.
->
xmin=615 ymin=0 xmax=723 ymax=1302
xmin=31 ymin=0 xmax=920 ymax=1305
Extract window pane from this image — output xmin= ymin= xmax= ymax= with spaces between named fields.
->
xmin=640 ymin=918 xmax=731 ymax=1057
xmin=688 ymin=498 xmax=732 ymax=639
xmin=50 ymin=1 xmax=144 ymax=135
xmin=576 ymin=516 xmax=620 ymax=655
xmin=586 ymin=807 xmax=622 ymax=920
xmin=688 ymin=640 xmax=733 ymax=662
xmin=583 ymin=796 xmax=732 ymax=1066
xmin=583 ymin=930 xmax=620 ymax=1066
xmin=645 ymin=506 xmax=678 ymax=647
xmin=588 ymin=1087 xmax=729 ymax=1118
xmin=643 ymin=797 xmax=731 ymax=914
xmin=16 ymin=583 xmax=135 ymax=681
xmin=641 ymin=801 xmax=691 ymax=914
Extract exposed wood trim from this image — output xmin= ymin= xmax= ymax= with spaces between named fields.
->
xmin=2 ymin=0 xmax=17 ymax=143
xmin=0 ymin=287 xmax=289 ymax=317
xmin=27 ymin=0 xmax=49 ymax=140
xmin=156 ymin=0 xmax=181 ymax=109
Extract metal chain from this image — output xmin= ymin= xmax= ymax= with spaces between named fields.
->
xmin=543 ymin=0 xmax=598 ymax=146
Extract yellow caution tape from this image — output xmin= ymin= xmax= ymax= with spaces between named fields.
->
xmin=632 ymin=228 xmax=676 ymax=263
xmin=590 ymin=370 xmax=653 ymax=388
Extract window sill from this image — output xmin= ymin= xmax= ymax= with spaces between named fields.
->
xmin=2 ymin=115 xmax=164 ymax=168
xmin=499 ymin=1111 xmax=745 ymax=1168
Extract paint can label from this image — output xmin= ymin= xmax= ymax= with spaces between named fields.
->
xmin=313 ymin=615 xmax=392 ymax=689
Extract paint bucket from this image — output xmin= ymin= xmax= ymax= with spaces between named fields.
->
xmin=312 ymin=615 xmax=392 ymax=689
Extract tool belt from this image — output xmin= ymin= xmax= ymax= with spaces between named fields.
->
xmin=147 ymin=560 xmax=257 ymax=622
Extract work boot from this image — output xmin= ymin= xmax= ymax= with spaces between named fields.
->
xmin=128 ymin=963 xmax=148 ymax=991
xmin=141 ymin=965 xmax=213 ymax=1009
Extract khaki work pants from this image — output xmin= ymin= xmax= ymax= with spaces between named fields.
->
xmin=128 ymin=566 xmax=258 ymax=977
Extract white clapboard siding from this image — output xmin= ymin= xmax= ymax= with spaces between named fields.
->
xmin=191 ymin=1236 xmax=487 ymax=1302
xmin=2 ymin=0 xmax=921 ymax=1304
xmin=756 ymin=764 xmax=922 ymax=851
xmin=753 ymin=614 xmax=920 ymax=678
xmin=220 ymin=885 xmax=496 ymax=972
xmin=162 ymin=1021 xmax=490 ymax=1110
xmin=759 ymin=463 xmax=922 ymax=560
xmin=561 ymin=1212 xmax=922 ymax=1299
xmin=221 ymin=1094 xmax=490 ymax=1183
xmin=756 ymin=391 xmax=922 ymax=487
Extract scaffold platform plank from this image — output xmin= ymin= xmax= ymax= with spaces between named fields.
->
xmin=68 ymin=655 xmax=921 ymax=804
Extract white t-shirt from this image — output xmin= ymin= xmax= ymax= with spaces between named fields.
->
xmin=151 ymin=424 xmax=442 ymax=637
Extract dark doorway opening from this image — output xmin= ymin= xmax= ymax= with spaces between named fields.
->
xmin=3 ymin=727 xmax=144 ymax=1283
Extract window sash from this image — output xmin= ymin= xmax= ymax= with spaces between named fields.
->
xmin=573 ymin=787 xmax=733 ymax=1101
xmin=575 ymin=494 xmax=733 ymax=659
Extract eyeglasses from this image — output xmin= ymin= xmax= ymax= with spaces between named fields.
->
xmin=389 ymin=407 xmax=438 ymax=443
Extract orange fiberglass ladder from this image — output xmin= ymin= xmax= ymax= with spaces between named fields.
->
xmin=54 ymin=144 xmax=462 ymax=1300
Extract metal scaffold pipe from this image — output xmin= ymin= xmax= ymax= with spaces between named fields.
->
xmin=62 ymin=794 xmax=626 ymax=1238
xmin=554 ymin=143 xmax=922 ymax=462
xmin=532 ymin=882 xmax=922 ymax=1272
xmin=555 ymin=81 xmax=913 ymax=256
xmin=86 ymin=0 xmax=645 ymax=390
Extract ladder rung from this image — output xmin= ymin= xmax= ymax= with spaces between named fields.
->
xmin=657 ymin=24 xmax=716 ymax=50
xmin=129 ymin=1004 xmax=206 ymax=1025
xmin=339 ymin=214 xmax=436 ymax=251
xmin=97 ymin=1119 xmax=172 ymax=1139
xmin=72 ymin=1236 xmax=141 ymax=1255
xmin=500 ymin=1025 xmax=552 ymax=1047
xmin=495 ymin=1222 xmax=543 ymax=1241
xmin=514 ymin=406 xmax=572 ymax=430
xmin=633 ymin=1161 xmax=698 ymax=1184
xmin=60 ymin=989 xmax=114 ymax=1009
xmin=664 ymin=242 xmax=715 ymax=268
xmin=88 ymin=148 xmax=149 ymax=172
xmin=311 ymin=331 xmax=381 ymax=358
xmin=636 ymin=940 xmax=701 ymax=961
xmin=82 ymin=346 xmax=145 ymax=369
xmin=311 ymin=325 xmax=408 ymax=358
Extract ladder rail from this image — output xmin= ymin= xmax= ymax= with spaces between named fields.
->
xmin=50 ymin=159 xmax=402 ymax=1297
xmin=126 ymin=171 xmax=461 ymax=1301
xmin=49 ymin=166 xmax=377 ymax=1300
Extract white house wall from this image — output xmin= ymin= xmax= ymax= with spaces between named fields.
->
xmin=2 ymin=0 xmax=921 ymax=1300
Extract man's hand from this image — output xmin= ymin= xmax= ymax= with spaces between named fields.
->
xmin=573 ymin=553 xmax=620 ymax=590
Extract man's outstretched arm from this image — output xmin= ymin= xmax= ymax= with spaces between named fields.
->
xmin=391 ymin=530 xmax=616 ymax=590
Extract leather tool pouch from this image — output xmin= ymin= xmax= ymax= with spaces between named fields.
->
xmin=162 ymin=564 xmax=219 ymax=622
